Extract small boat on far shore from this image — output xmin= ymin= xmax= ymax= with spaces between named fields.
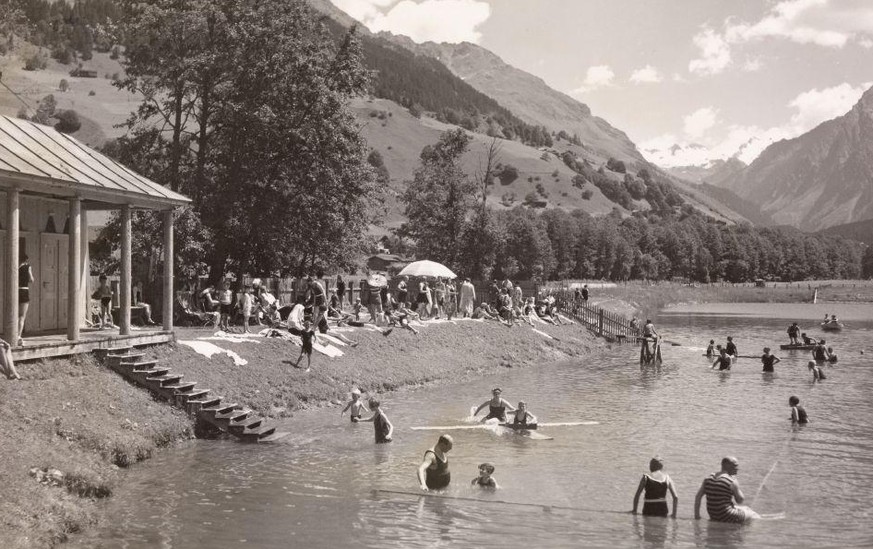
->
xmin=780 ymin=343 xmax=816 ymax=351
xmin=821 ymin=321 xmax=844 ymax=332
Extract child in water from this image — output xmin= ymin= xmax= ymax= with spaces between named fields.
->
xmin=789 ymin=395 xmax=809 ymax=424
xmin=341 ymin=388 xmax=369 ymax=422
xmin=827 ymin=347 xmax=838 ymax=363
xmin=511 ymin=401 xmax=537 ymax=427
xmin=808 ymin=360 xmax=826 ymax=381
xmin=361 ymin=398 xmax=393 ymax=443
xmin=706 ymin=340 xmax=716 ymax=358
xmin=471 ymin=463 xmax=498 ymax=489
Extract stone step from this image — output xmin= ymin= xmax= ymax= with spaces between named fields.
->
xmin=146 ymin=373 xmax=183 ymax=387
xmin=239 ymin=425 xmax=277 ymax=442
xmin=227 ymin=417 xmax=263 ymax=434
xmin=164 ymin=381 xmax=197 ymax=393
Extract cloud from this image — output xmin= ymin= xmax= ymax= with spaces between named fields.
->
xmin=683 ymin=107 xmax=719 ymax=139
xmin=688 ymin=27 xmax=731 ymax=75
xmin=642 ymin=82 xmax=870 ymax=167
xmin=688 ymin=0 xmax=873 ymax=75
xmin=332 ymin=0 xmax=491 ymax=44
xmin=629 ymin=65 xmax=662 ymax=84
xmin=571 ymin=65 xmax=615 ymax=94
xmin=742 ymin=58 xmax=763 ymax=72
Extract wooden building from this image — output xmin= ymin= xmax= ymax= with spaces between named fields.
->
xmin=366 ymin=253 xmax=410 ymax=274
xmin=0 ymin=115 xmax=189 ymax=358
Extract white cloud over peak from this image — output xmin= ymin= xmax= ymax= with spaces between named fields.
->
xmin=331 ymin=0 xmax=491 ymax=44
xmin=688 ymin=0 xmax=873 ymax=75
xmin=629 ymin=65 xmax=662 ymax=84
xmin=571 ymin=65 xmax=615 ymax=94
xmin=642 ymin=82 xmax=869 ymax=168
xmin=683 ymin=107 xmax=719 ymax=139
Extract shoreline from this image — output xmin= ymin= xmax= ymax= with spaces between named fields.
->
xmin=1 ymin=318 xmax=600 ymax=547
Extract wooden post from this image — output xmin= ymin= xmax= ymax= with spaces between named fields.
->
xmin=80 ymin=209 xmax=89 ymax=326
xmin=5 ymin=189 xmax=19 ymax=341
xmin=598 ymin=308 xmax=604 ymax=336
xmin=66 ymin=197 xmax=81 ymax=341
xmin=119 ymin=204 xmax=132 ymax=335
xmin=162 ymin=209 xmax=174 ymax=332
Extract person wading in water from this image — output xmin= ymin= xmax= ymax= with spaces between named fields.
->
xmin=694 ymin=456 xmax=759 ymax=523
xmin=418 ymin=434 xmax=453 ymax=491
xmin=473 ymin=388 xmax=516 ymax=423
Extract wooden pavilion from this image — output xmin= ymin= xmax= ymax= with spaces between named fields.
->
xmin=0 ymin=115 xmax=190 ymax=360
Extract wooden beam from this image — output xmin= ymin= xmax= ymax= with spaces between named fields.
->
xmin=66 ymin=197 xmax=81 ymax=341
xmin=0 ymin=172 xmax=189 ymax=209
xmin=5 ymin=188 xmax=19 ymax=341
xmin=119 ymin=204 xmax=131 ymax=336
xmin=162 ymin=209 xmax=174 ymax=331
xmin=79 ymin=208 xmax=89 ymax=326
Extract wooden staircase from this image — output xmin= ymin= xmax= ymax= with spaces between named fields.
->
xmin=96 ymin=346 xmax=286 ymax=443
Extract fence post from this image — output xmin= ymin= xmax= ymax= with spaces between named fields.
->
xmin=598 ymin=308 xmax=603 ymax=336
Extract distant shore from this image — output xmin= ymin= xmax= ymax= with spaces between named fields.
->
xmin=0 ymin=318 xmax=599 ymax=547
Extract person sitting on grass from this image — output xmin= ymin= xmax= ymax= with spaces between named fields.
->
xmin=387 ymin=303 xmax=418 ymax=335
xmin=518 ymin=297 xmax=536 ymax=326
xmin=471 ymin=463 xmax=498 ymax=490
xmin=535 ymin=302 xmax=558 ymax=325
xmin=472 ymin=302 xmax=496 ymax=320
xmin=313 ymin=313 xmax=359 ymax=347
xmin=360 ymin=398 xmax=393 ymax=443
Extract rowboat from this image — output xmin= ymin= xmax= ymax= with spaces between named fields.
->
xmin=779 ymin=344 xmax=815 ymax=351
xmin=821 ymin=321 xmax=843 ymax=332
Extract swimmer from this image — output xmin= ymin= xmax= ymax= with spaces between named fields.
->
xmin=694 ymin=456 xmax=759 ymax=523
xmin=418 ymin=434 xmax=453 ymax=491
xmin=631 ymin=456 xmax=678 ymax=518
xmin=706 ymin=340 xmax=716 ymax=358
xmin=473 ymin=388 xmax=516 ymax=423
xmin=827 ymin=347 xmax=838 ymax=363
xmin=360 ymin=398 xmax=393 ymax=443
xmin=725 ymin=336 xmax=738 ymax=360
xmin=340 ymin=388 xmax=369 ymax=422
xmin=789 ymin=395 xmax=809 ymax=424
xmin=471 ymin=462 xmax=498 ymax=490
xmin=761 ymin=347 xmax=780 ymax=373
xmin=808 ymin=360 xmax=826 ymax=382
xmin=711 ymin=346 xmax=731 ymax=371
xmin=812 ymin=339 xmax=829 ymax=366
xmin=511 ymin=401 xmax=537 ymax=427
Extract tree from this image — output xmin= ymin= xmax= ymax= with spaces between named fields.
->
xmin=401 ymin=128 xmax=474 ymax=269
xmin=606 ymin=157 xmax=627 ymax=173
xmin=54 ymin=109 xmax=81 ymax=133
xmin=58 ymin=78 xmax=69 ymax=92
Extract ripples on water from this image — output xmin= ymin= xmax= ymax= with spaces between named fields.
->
xmin=75 ymin=305 xmax=873 ymax=548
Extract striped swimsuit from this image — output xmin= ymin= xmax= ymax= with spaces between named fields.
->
xmin=704 ymin=472 xmax=745 ymax=523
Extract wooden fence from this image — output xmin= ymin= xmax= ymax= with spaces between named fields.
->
xmin=552 ymin=292 xmax=640 ymax=342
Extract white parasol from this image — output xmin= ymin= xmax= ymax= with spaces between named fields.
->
xmin=367 ymin=273 xmax=388 ymax=288
xmin=398 ymin=260 xmax=457 ymax=279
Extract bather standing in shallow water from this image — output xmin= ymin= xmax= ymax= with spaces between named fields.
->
xmin=418 ymin=434 xmax=453 ymax=491
xmin=473 ymin=388 xmax=516 ymax=422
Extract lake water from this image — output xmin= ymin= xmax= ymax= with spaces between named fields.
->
xmin=73 ymin=303 xmax=873 ymax=548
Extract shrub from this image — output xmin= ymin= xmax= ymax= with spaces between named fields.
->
xmin=24 ymin=52 xmax=47 ymax=71
xmin=88 ymin=90 xmax=96 ymax=96
xmin=59 ymin=79 xmax=69 ymax=92
xmin=540 ymin=152 xmax=551 ymax=162
xmin=535 ymin=182 xmax=548 ymax=198
xmin=500 ymin=192 xmax=516 ymax=207
xmin=572 ymin=174 xmax=587 ymax=188
xmin=551 ymin=169 xmax=559 ymax=178
xmin=581 ymin=189 xmax=593 ymax=200
xmin=606 ymin=157 xmax=627 ymax=174
xmin=109 ymin=45 xmax=120 ymax=60
xmin=54 ymin=110 xmax=81 ymax=134
xmin=408 ymin=103 xmax=422 ymax=118
xmin=498 ymin=164 xmax=519 ymax=185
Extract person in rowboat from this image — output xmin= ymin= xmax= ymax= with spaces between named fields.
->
xmin=510 ymin=401 xmax=537 ymax=427
xmin=632 ymin=456 xmax=678 ymax=518
xmin=801 ymin=333 xmax=815 ymax=345
xmin=418 ymin=434 xmax=453 ymax=491
xmin=473 ymin=388 xmax=516 ymax=422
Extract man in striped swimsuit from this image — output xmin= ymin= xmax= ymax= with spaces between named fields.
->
xmin=694 ymin=456 xmax=759 ymax=523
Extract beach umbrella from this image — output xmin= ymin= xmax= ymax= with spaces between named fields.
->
xmin=367 ymin=273 xmax=388 ymax=288
xmin=398 ymin=260 xmax=457 ymax=279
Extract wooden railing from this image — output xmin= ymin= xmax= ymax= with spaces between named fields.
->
xmin=554 ymin=295 xmax=640 ymax=342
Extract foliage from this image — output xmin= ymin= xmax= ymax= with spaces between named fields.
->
xmin=400 ymin=128 xmax=475 ymax=270
xmin=58 ymin=78 xmax=68 ymax=92
xmin=497 ymin=164 xmax=518 ymax=185
xmin=606 ymin=157 xmax=627 ymax=173
xmin=53 ymin=109 xmax=80 ymax=133
xmin=23 ymin=50 xmax=47 ymax=70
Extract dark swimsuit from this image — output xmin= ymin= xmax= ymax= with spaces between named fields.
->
xmin=374 ymin=411 xmax=391 ymax=443
xmin=761 ymin=354 xmax=776 ymax=372
xmin=484 ymin=403 xmax=507 ymax=422
xmin=424 ymin=450 xmax=450 ymax=490
xmin=642 ymin=475 xmax=669 ymax=517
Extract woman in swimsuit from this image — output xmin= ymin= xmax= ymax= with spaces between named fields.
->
xmin=418 ymin=434 xmax=453 ymax=491
xmin=473 ymin=388 xmax=516 ymax=423
xmin=632 ymin=457 xmax=678 ymax=518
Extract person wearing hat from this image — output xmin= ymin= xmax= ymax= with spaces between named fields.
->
xmin=694 ymin=456 xmax=759 ymax=522
xmin=632 ymin=457 xmax=678 ymax=518
xmin=472 ymin=388 xmax=516 ymax=423
xmin=341 ymin=388 xmax=369 ymax=422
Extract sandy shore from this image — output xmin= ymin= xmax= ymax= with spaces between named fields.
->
xmin=0 ymin=318 xmax=600 ymax=547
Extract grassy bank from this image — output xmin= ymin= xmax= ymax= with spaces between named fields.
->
xmin=587 ymin=283 xmax=815 ymax=320
xmin=1 ymin=319 xmax=599 ymax=547
xmin=0 ymin=355 xmax=194 ymax=548
xmin=151 ymin=320 xmax=600 ymax=419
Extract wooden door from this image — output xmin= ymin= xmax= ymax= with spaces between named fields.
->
xmin=40 ymin=234 xmax=61 ymax=331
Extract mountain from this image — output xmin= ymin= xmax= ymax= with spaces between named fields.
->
xmin=717 ymin=86 xmax=873 ymax=231
xmin=667 ymin=158 xmax=747 ymax=187
xmin=384 ymin=37 xmax=646 ymax=167
xmin=818 ymin=218 xmax=873 ymax=246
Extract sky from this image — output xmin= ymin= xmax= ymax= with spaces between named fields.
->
xmin=329 ymin=0 xmax=873 ymax=167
